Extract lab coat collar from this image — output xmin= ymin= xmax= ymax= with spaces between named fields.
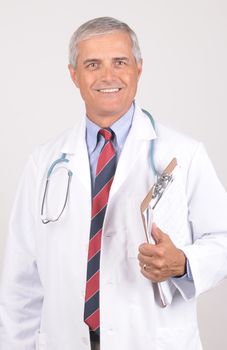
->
xmin=60 ymin=117 xmax=91 ymax=193
xmin=130 ymin=102 xmax=157 ymax=141
xmin=60 ymin=101 xmax=157 ymax=154
xmin=107 ymin=102 xmax=157 ymax=199
xmin=59 ymin=101 xmax=157 ymax=195
xmin=61 ymin=117 xmax=86 ymax=155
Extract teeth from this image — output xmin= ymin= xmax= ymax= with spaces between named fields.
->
xmin=98 ymin=88 xmax=120 ymax=93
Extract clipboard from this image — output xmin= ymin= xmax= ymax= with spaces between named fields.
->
xmin=140 ymin=158 xmax=177 ymax=307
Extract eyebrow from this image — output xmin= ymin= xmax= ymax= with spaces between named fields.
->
xmin=112 ymin=57 xmax=129 ymax=62
xmin=83 ymin=57 xmax=129 ymax=66
xmin=83 ymin=59 xmax=101 ymax=66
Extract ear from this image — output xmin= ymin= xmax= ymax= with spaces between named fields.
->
xmin=68 ymin=64 xmax=79 ymax=88
xmin=137 ymin=59 xmax=143 ymax=80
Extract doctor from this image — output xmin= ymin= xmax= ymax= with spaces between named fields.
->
xmin=1 ymin=16 xmax=227 ymax=350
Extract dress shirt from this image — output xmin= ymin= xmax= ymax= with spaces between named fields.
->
xmin=86 ymin=103 xmax=134 ymax=188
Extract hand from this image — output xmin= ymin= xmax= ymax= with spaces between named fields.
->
xmin=138 ymin=223 xmax=186 ymax=282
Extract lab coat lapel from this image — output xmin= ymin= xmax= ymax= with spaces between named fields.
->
xmin=109 ymin=106 xmax=157 ymax=200
xmin=61 ymin=117 xmax=91 ymax=195
xmin=59 ymin=106 xmax=156 ymax=200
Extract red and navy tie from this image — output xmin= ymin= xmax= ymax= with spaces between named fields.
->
xmin=84 ymin=128 xmax=117 ymax=335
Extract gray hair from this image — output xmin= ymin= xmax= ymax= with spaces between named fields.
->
xmin=69 ymin=16 xmax=142 ymax=68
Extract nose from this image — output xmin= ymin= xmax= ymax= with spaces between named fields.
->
xmin=100 ymin=65 xmax=116 ymax=82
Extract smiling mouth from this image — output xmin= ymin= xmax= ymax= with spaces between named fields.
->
xmin=96 ymin=88 xmax=122 ymax=93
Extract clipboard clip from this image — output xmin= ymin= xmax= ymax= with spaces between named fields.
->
xmin=151 ymin=174 xmax=173 ymax=209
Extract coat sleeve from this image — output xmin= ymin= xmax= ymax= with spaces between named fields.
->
xmin=0 ymin=155 xmax=43 ymax=350
xmin=173 ymin=143 xmax=227 ymax=299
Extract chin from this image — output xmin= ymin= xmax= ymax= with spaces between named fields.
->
xmin=98 ymin=110 xmax=119 ymax=117
xmin=99 ymin=101 xmax=128 ymax=115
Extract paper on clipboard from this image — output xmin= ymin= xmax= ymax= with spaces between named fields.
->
xmin=140 ymin=158 xmax=178 ymax=307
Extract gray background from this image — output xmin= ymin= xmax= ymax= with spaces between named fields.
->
xmin=0 ymin=0 xmax=226 ymax=348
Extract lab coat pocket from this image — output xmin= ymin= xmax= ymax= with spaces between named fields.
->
xmin=156 ymin=327 xmax=201 ymax=350
xmin=35 ymin=331 xmax=47 ymax=350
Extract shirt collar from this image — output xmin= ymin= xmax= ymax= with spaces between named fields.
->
xmin=86 ymin=102 xmax=135 ymax=154
xmin=86 ymin=117 xmax=100 ymax=154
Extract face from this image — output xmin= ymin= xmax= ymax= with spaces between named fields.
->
xmin=69 ymin=31 xmax=142 ymax=127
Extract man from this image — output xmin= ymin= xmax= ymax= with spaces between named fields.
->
xmin=0 ymin=16 xmax=227 ymax=350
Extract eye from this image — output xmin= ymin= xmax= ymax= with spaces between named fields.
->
xmin=115 ymin=60 xmax=127 ymax=67
xmin=86 ymin=62 xmax=98 ymax=70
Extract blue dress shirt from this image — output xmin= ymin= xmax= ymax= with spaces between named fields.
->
xmin=86 ymin=103 xmax=134 ymax=188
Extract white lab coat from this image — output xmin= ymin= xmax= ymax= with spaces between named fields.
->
xmin=1 ymin=103 xmax=227 ymax=350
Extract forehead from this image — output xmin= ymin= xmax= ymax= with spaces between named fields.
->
xmin=76 ymin=31 xmax=134 ymax=60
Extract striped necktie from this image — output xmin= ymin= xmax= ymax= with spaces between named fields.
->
xmin=84 ymin=128 xmax=117 ymax=335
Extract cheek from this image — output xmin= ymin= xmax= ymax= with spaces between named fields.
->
xmin=126 ymin=76 xmax=139 ymax=94
xmin=125 ymin=71 xmax=140 ymax=86
xmin=77 ymin=78 xmax=92 ymax=96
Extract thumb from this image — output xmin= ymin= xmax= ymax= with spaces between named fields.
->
xmin=151 ymin=223 xmax=164 ymax=244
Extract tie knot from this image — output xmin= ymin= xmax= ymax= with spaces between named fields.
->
xmin=99 ymin=128 xmax=114 ymax=141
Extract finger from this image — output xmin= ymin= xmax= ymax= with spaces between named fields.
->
xmin=140 ymin=261 xmax=153 ymax=273
xmin=138 ymin=254 xmax=165 ymax=271
xmin=138 ymin=253 xmax=154 ymax=266
xmin=140 ymin=265 xmax=167 ymax=282
xmin=139 ymin=261 xmax=156 ymax=272
xmin=138 ymin=243 xmax=156 ymax=256
xmin=151 ymin=223 xmax=166 ymax=244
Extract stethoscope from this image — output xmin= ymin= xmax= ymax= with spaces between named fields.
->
xmin=41 ymin=154 xmax=73 ymax=224
xmin=41 ymin=110 xmax=170 ymax=224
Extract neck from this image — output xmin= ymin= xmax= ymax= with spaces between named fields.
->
xmin=86 ymin=103 xmax=133 ymax=128
xmin=86 ymin=114 xmax=124 ymax=128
